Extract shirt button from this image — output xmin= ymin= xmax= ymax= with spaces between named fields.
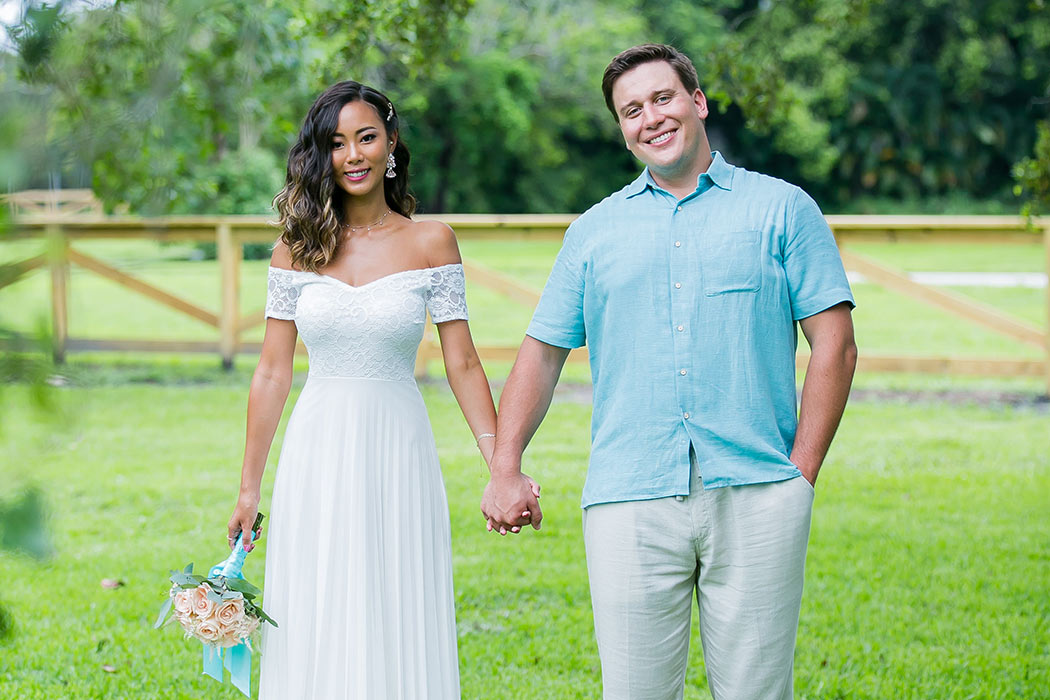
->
xmin=677 ymin=325 xmax=684 ymax=331
xmin=680 ymin=369 xmax=687 ymax=376
xmin=675 ymin=282 xmax=682 ymax=289
xmin=683 ymin=412 xmax=690 ymax=419
xmin=676 ymin=206 xmax=682 ymax=212
xmin=674 ymin=241 xmax=681 ymax=247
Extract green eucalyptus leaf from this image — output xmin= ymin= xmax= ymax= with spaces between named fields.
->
xmin=170 ymin=572 xmax=197 ymax=587
xmin=153 ymin=597 xmax=173 ymax=629
xmin=254 ymin=607 xmax=278 ymax=627
xmin=224 ymin=578 xmax=260 ymax=597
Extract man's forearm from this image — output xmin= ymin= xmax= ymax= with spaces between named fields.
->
xmin=791 ymin=338 xmax=858 ymax=481
xmin=490 ymin=336 xmax=570 ymax=476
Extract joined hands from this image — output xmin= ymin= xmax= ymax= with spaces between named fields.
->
xmin=480 ymin=471 xmax=542 ymax=536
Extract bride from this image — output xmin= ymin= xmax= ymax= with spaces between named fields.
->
xmin=225 ymin=80 xmax=532 ymax=699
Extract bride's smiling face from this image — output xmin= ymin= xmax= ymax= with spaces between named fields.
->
xmin=330 ymin=100 xmax=395 ymax=198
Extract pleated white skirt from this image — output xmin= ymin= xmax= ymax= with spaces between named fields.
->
xmin=259 ymin=377 xmax=459 ymax=700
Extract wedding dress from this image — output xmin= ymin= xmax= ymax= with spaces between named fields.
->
xmin=258 ymin=264 xmax=466 ymax=699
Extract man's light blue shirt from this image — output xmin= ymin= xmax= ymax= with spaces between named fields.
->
xmin=527 ymin=152 xmax=855 ymax=508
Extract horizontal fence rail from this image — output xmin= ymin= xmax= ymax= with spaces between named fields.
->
xmin=4 ymin=214 xmax=1049 ymax=393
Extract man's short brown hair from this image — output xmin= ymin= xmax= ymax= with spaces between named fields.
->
xmin=601 ymin=44 xmax=700 ymax=120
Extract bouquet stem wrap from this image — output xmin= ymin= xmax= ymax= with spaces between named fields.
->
xmin=202 ymin=532 xmax=257 ymax=697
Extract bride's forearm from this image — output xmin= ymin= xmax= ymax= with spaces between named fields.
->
xmin=437 ymin=322 xmax=498 ymax=457
xmin=443 ymin=351 xmax=497 ymax=459
xmin=446 ymin=361 xmax=497 ymax=437
xmin=239 ymin=368 xmax=293 ymax=495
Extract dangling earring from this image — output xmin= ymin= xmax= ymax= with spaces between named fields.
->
xmin=385 ymin=152 xmax=396 ymax=179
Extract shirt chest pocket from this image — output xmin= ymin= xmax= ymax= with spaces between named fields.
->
xmin=700 ymin=230 xmax=763 ymax=295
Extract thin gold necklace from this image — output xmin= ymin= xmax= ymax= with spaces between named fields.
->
xmin=343 ymin=208 xmax=392 ymax=234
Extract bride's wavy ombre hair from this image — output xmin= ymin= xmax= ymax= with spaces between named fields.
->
xmin=273 ymin=81 xmax=415 ymax=272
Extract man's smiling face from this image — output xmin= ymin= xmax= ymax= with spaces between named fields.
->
xmin=611 ymin=60 xmax=709 ymax=185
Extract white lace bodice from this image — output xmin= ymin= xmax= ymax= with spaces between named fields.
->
xmin=265 ymin=263 xmax=468 ymax=380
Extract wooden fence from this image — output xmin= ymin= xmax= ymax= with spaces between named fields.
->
xmin=2 ymin=189 xmax=105 ymax=217
xmin=3 ymin=214 xmax=1049 ymax=393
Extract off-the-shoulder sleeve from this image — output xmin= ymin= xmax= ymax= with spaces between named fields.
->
xmin=265 ymin=267 xmax=302 ymax=320
xmin=426 ymin=264 xmax=469 ymax=323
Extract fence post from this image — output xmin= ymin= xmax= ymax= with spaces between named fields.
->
xmin=46 ymin=223 xmax=68 ymax=363
xmin=217 ymin=223 xmax=240 ymax=370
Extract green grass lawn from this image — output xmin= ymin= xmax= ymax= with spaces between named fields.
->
xmin=843 ymin=242 xmax=1045 ymax=273
xmin=1 ymin=379 xmax=1048 ymax=699
xmin=1 ymin=231 xmax=1047 ymax=697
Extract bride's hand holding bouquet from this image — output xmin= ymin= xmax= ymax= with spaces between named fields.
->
xmin=155 ymin=512 xmax=276 ymax=696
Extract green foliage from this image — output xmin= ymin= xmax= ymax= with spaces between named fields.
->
xmin=0 ymin=600 xmax=12 ymax=641
xmin=180 ymin=150 xmax=284 ymax=216
xmin=0 ymin=54 xmax=61 ymax=191
xmin=0 ymin=195 xmax=56 ymax=644
xmin=296 ymin=0 xmax=474 ymax=85
xmin=32 ymin=0 xmax=313 ymax=214
xmin=0 ymin=489 xmax=50 ymax=560
xmin=6 ymin=1 xmax=67 ymax=84
xmin=401 ymin=0 xmax=645 ymax=213
xmin=0 ymin=205 xmax=56 ymax=415
xmin=1013 ymin=120 xmax=1050 ymax=218
xmin=0 ymin=202 xmax=53 ymax=595
xmin=9 ymin=0 xmax=472 ymax=214
xmin=3 ymin=0 xmax=1048 ymax=214
xmin=690 ymin=0 xmax=1050 ymax=205
xmin=182 ymin=149 xmax=283 ymax=260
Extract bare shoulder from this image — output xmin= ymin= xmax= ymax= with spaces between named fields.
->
xmin=269 ymin=239 xmax=296 ymax=271
xmin=411 ymin=219 xmax=462 ymax=268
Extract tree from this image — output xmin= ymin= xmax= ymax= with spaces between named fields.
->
xmin=689 ymin=0 xmax=1050 ymax=208
xmin=10 ymin=0 xmax=473 ymax=214
xmin=399 ymin=0 xmax=646 ymax=213
xmin=1013 ymin=120 xmax=1050 ymax=218
xmin=7 ymin=0 xmax=1048 ymax=214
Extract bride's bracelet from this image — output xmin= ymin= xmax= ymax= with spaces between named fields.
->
xmin=475 ymin=433 xmax=495 ymax=448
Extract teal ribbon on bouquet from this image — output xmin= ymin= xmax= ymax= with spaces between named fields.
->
xmin=203 ymin=643 xmax=252 ymax=697
xmin=202 ymin=530 xmax=258 ymax=697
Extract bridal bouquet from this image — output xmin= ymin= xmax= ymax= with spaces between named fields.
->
xmin=157 ymin=563 xmax=274 ymax=646
xmin=155 ymin=513 xmax=276 ymax=696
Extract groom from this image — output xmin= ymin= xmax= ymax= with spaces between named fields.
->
xmin=481 ymin=44 xmax=857 ymax=699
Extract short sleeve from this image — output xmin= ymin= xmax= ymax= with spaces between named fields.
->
xmin=526 ymin=221 xmax=586 ymax=349
xmin=265 ymin=267 xmax=302 ymax=320
xmin=783 ymin=189 xmax=855 ymax=320
xmin=426 ymin=264 xmax=469 ymax=323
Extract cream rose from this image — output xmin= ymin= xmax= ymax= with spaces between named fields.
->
xmin=192 ymin=584 xmax=216 ymax=617
xmin=216 ymin=598 xmax=244 ymax=626
xmin=174 ymin=607 xmax=196 ymax=634
xmin=217 ymin=623 xmax=246 ymax=647
xmin=173 ymin=590 xmax=194 ymax=615
xmin=196 ymin=620 xmax=221 ymax=643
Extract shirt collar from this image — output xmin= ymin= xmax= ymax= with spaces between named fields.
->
xmin=625 ymin=151 xmax=735 ymax=199
xmin=705 ymin=151 xmax=735 ymax=191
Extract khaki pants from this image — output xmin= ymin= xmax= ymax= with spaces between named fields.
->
xmin=582 ymin=467 xmax=815 ymax=700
